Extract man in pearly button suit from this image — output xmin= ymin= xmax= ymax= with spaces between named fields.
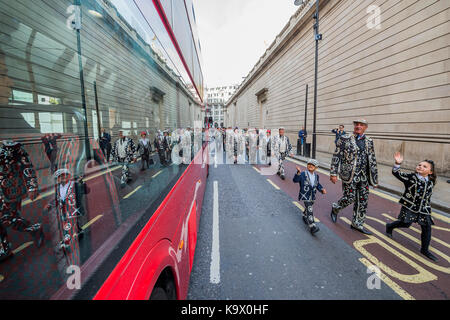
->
xmin=329 ymin=119 xmax=378 ymax=235
xmin=0 ymin=140 xmax=44 ymax=262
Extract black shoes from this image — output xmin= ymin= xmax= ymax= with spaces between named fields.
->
xmin=350 ymin=224 xmax=372 ymax=235
xmin=385 ymin=224 xmax=393 ymax=238
xmin=310 ymin=225 xmax=320 ymax=235
xmin=0 ymin=243 xmax=14 ymax=263
xmin=302 ymin=215 xmax=307 ymax=225
xmin=280 ymin=175 xmax=285 ymax=180
xmin=330 ymin=206 xmax=338 ymax=223
xmin=421 ymin=249 xmax=438 ymax=262
xmin=32 ymin=226 xmax=45 ymax=248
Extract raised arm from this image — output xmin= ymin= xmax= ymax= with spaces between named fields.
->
xmin=330 ymin=136 xmax=344 ymax=183
xmin=392 ymin=152 xmax=412 ymax=183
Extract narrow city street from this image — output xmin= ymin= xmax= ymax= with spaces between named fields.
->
xmin=188 ymin=154 xmax=450 ymax=300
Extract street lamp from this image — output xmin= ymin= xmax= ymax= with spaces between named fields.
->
xmin=72 ymin=0 xmax=92 ymax=161
xmin=295 ymin=0 xmax=322 ymax=159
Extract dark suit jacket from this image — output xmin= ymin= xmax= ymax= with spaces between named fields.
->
xmin=99 ymin=132 xmax=111 ymax=149
xmin=392 ymin=167 xmax=434 ymax=215
xmin=293 ymin=171 xmax=324 ymax=201
xmin=330 ymin=134 xmax=378 ymax=186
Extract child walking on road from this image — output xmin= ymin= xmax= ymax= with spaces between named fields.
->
xmin=386 ymin=152 xmax=438 ymax=261
xmin=293 ymin=159 xmax=327 ymax=235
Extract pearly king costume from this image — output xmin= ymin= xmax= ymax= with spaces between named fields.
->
xmin=0 ymin=140 xmax=43 ymax=262
xmin=293 ymin=159 xmax=324 ymax=234
xmin=330 ymin=125 xmax=378 ymax=231
xmin=275 ymin=132 xmax=292 ymax=179
xmin=112 ymin=135 xmax=136 ymax=186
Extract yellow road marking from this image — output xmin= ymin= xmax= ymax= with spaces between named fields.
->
xmin=84 ymin=165 xmax=121 ymax=182
xmin=293 ymin=201 xmax=305 ymax=211
xmin=267 ymin=179 xmax=280 ymax=190
xmin=366 ymin=216 xmax=450 ymax=264
xmin=22 ymin=191 xmax=54 ymax=206
xmin=359 ymin=257 xmax=415 ymax=300
xmin=292 ymin=201 xmax=320 ymax=222
xmin=431 ymin=212 xmax=450 ymax=224
xmin=12 ymin=241 xmax=34 ymax=254
xmin=82 ymin=214 xmax=103 ymax=230
xmin=341 ymin=216 xmax=449 ymax=274
xmin=382 ymin=214 xmax=450 ymax=248
xmin=253 ymin=166 xmax=261 ymax=173
xmin=152 ymin=170 xmax=162 ymax=178
xmin=369 ymin=188 xmax=399 ymax=202
xmin=124 ymin=185 xmax=142 ymax=199
xmin=340 ymin=217 xmax=437 ymax=283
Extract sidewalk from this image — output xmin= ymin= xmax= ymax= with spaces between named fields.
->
xmin=289 ymin=150 xmax=450 ymax=215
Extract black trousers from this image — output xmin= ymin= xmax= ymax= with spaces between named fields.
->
xmin=141 ymin=152 xmax=151 ymax=169
xmin=101 ymin=144 xmax=111 ymax=162
xmin=387 ymin=220 xmax=432 ymax=252
xmin=1 ymin=200 xmax=41 ymax=255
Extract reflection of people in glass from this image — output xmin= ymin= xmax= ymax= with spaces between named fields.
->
xmin=154 ymin=130 xmax=166 ymax=165
xmin=46 ymin=169 xmax=88 ymax=267
xmin=0 ymin=140 xmax=44 ymax=262
xmin=112 ymin=130 xmax=136 ymax=186
xmin=163 ymin=130 xmax=171 ymax=165
xmin=41 ymin=133 xmax=62 ymax=173
xmin=99 ymin=128 xmax=112 ymax=163
xmin=136 ymin=131 xmax=152 ymax=171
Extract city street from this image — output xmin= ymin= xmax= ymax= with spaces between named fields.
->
xmin=188 ymin=153 xmax=450 ymax=300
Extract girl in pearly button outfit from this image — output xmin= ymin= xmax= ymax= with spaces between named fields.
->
xmin=386 ymin=152 xmax=438 ymax=261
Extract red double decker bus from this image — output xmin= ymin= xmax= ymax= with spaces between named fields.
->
xmin=0 ymin=0 xmax=207 ymax=300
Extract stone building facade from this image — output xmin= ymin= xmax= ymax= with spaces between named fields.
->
xmin=226 ymin=0 xmax=449 ymax=175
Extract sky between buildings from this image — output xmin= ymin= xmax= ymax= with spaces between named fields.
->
xmin=194 ymin=0 xmax=299 ymax=89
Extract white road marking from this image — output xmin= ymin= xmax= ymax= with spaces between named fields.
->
xmin=210 ymin=180 xmax=220 ymax=284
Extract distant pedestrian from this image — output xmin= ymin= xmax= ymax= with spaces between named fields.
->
xmin=262 ymin=129 xmax=272 ymax=166
xmin=386 ymin=152 xmax=438 ymax=261
xmin=41 ymin=133 xmax=62 ymax=173
xmin=298 ymin=127 xmax=307 ymax=155
xmin=137 ymin=131 xmax=152 ymax=171
xmin=99 ymin=128 xmax=112 ymax=162
xmin=293 ymin=159 xmax=326 ymax=234
xmin=112 ymin=130 xmax=136 ymax=187
xmin=331 ymin=125 xmax=346 ymax=146
xmin=275 ymin=127 xmax=293 ymax=180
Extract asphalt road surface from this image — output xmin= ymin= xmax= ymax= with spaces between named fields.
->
xmin=187 ymin=153 xmax=450 ymax=300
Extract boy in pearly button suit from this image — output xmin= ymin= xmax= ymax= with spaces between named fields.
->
xmin=293 ymin=159 xmax=327 ymax=234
